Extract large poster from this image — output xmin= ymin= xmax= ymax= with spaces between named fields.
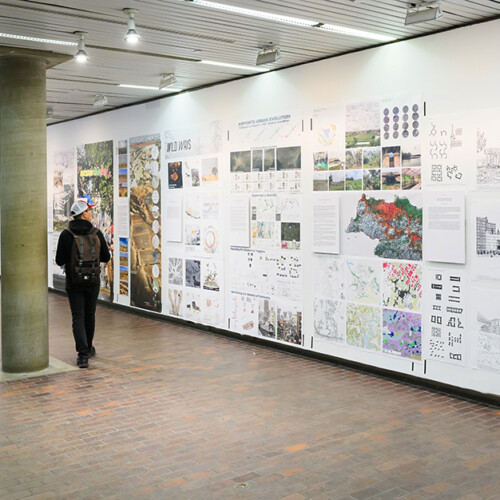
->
xmin=77 ymin=140 xmax=114 ymax=301
xmin=476 ymin=111 xmax=500 ymax=188
xmin=228 ymin=111 xmax=304 ymax=345
xmin=129 ymin=134 xmax=162 ymax=312
xmin=472 ymin=287 xmax=500 ymax=373
xmin=164 ymin=121 xmax=224 ymax=327
xmin=471 ymin=198 xmax=500 ymax=283
xmin=53 ymin=150 xmax=75 ymax=291
xmin=423 ymin=113 xmax=468 ymax=186
xmin=230 ymin=112 xmax=302 ymax=193
xmin=425 ymin=269 xmax=466 ymax=365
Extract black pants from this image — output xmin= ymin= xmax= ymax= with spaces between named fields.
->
xmin=66 ymin=285 xmax=100 ymax=356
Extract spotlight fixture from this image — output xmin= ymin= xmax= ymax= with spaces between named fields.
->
xmin=123 ymin=8 xmax=141 ymax=43
xmin=74 ymin=31 xmax=88 ymax=63
xmin=159 ymin=73 xmax=177 ymax=90
xmin=256 ymin=46 xmax=280 ymax=66
xmin=93 ymin=94 xmax=108 ymax=107
xmin=405 ymin=2 xmax=443 ymax=25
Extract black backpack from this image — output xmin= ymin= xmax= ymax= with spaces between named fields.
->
xmin=67 ymin=228 xmax=101 ymax=286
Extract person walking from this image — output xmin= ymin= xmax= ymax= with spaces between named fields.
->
xmin=56 ymin=198 xmax=110 ymax=368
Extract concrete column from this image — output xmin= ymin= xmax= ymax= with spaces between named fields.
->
xmin=0 ymin=55 xmax=49 ymax=372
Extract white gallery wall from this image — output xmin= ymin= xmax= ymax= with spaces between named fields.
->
xmin=47 ymin=18 xmax=500 ymax=397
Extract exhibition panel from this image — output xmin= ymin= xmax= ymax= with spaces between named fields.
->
xmin=48 ymin=19 xmax=500 ymax=397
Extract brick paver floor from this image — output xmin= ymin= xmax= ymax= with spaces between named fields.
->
xmin=1 ymin=293 xmax=499 ymax=499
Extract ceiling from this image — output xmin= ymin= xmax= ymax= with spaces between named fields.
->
xmin=1 ymin=0 xmax=499 ymax=123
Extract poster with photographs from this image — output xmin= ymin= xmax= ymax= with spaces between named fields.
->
xmin=53 ymin=150 xmax=75 ymax=291
xmin=471 ymin=198 xmax=500 ymax=283
xmin=77 ymin=140 xmax=114 ymax=301
xmin=118 ymin=140 xmax=128 ymax=197
xmin=129 ymin=134 xmax=161 ymax=312
xmin=311 ymin=105 xmax=346 ymax=191
xmin=251 ymin=194 xmax=301 ymax=251
xmin=381 ymin=93 xmax=422 ymax=191
xmin=119 ymin=237 xmax=129 ymax=296
xmin=229 ymin=247 xmax=303 ymax=344
xmin=230 ymin=111 xmax=302 ymax=193
xmin=345 ymin=99 xmax=381 ymax=191
xmin=425 ymin=269 xmax=465 ymax=365
xmin=164 ymin=121 xmax=224 ymax=327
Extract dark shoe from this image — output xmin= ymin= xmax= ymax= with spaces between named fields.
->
xmin=89 ymin=346 xmax=96 ymax=358
xmin=77 ymin=355 xmax=89 ymax=369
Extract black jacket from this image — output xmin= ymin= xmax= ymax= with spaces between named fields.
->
xmin=55 ymin=220 xmax=111 ymax=282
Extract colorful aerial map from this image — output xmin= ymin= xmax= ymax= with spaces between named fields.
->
xmin=346 ymin=194 xmax=422 ymax=261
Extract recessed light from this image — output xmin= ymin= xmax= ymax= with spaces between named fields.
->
xmin=200 ymin=60 xmax=269 ymax=72
xmin=180 ymin=0 xmax=396 ymax=42
xmin=118 ymin=84 xmax=178 ymax=91
xmin=0 ymin=32 xmax=77 ymax=46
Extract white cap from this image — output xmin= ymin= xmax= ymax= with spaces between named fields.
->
xmin=70 ymin=198 xmax=96 ymax=216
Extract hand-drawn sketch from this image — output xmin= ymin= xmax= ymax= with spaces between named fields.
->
xmin=313 ymin=298 xmax=345 ymax=343
xmin=313 ymin=255 xmax=344 ymax=300
xmin=345 ymin=258 xmax=381 ymax=305
xmin=473 ymin=287 xmax=500 ymax=373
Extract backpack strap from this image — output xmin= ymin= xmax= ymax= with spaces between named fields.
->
xmin=89 ymin=228 xmax=98 ymax=262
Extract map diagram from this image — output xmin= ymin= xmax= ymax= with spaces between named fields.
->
xmin=346 ymin=304 xmax=381 ymax=351
xmin=345 ymin=194 xmax=422 ymax=261
xmin=345 ymin=259 xmax=380 ymax=305
xmin=313 ymin=298 xmax=345 ymax=342
xmin=383 ymin=262 xmax=422 ymax=311
xmin=314 ymin=255 xmax=344 ymax=300
xmin=382 ymin=308 xmax=421 ymax=360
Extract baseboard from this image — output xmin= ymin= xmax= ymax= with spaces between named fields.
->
xmin=49 ymin=287 xmax=500 ymax=407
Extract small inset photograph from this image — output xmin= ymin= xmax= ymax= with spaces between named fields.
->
xmin=329 ymin=170 xmax=345 ymax=191
xmin=230 ymin=150 xmax=251 ymax=172
xmin=313 ymin=151 xmax=329 ymax=171
xmin=345 ymin=148 xmax=362 ymax=170
xmin=185 ymin=259 xmax=201 ymax=288
xmin=277 ymin=146 xmax=301 ymax=170
xmin=264 ymin=148 xmax=276 ymax=171
xmin=168 ymin=161 xmax=183 ymax=189
xmin=402 ymin=144 xmax=421 ymax=168
xmin=382 ymin=146 xmax=401 ymax=168
xmin=363 ymin=169 xmax=381 ymax=190
xmin=281 ymin=222 xmax=300 ymax=250
xmin=252 ymin=149 xmax=263 ymax=172
xmin=363 ymin=147 xmax=381 ymax=169
xmin=402 ymin=168 xmax=421 ymax=190
xmin=382 ymin=169 xmax=401 ymax=190
xmin=345 ymin=170 xmax=363 ymax=190
xmin=328 ymin=152 xmax=344 ymax=170
xmin=313 ymin=171 xmax=329 ymax=191
xmin=202 ymin=157 xmax=218 ymax=182
xmin=190 ymin=167 xmax=200 ymax=187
